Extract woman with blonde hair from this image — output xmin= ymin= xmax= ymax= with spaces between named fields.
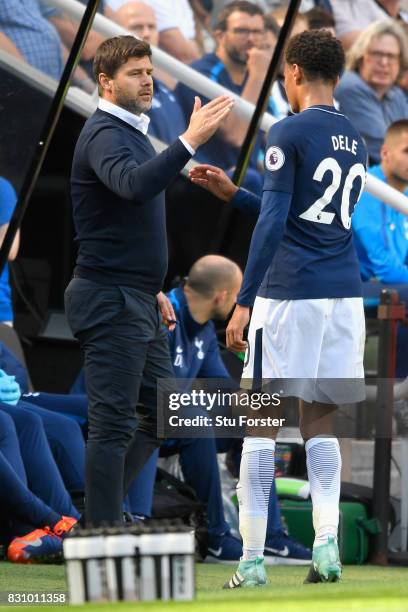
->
xmin=335 ymin=19 xmax=408 ymax=164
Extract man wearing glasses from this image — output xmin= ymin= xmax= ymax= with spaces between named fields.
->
xmin=335 ymin=19 xmax=408 ymax=165
xmin=175 ymin=1 xmax=271 ymax=180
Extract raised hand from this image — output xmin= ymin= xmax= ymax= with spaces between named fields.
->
xmin=182 ymin=95 xmax=234 ymax=150
xmin=189 ymin=164 xmax=239 ymax=202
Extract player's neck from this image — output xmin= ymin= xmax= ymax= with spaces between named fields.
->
xmin=184 ymin=287 xmax=211 ymax=324
xmin=298 ymin=88 xmax=334 ymax=112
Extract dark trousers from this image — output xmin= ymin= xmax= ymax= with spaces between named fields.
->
xmin=7 ymin=399 xmax=85 ymax=493
xmin=65 ymin=278 xmax=173 ymax=527
xmin=0 ymin=410 xmax=69 ymax=536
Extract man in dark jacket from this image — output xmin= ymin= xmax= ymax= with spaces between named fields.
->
xmin=65 ymin=34 xmax=233 ymax=527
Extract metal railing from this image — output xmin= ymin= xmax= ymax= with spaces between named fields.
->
xmin=44 ymin=0 xmax=408 ymax=217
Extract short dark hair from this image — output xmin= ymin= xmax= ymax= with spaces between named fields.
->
xmin=215 ymin=1 xmax=264 ymax=31
xmin=285 ymin=29 xmax=345 ymax=84
xmin=93 ymin=35 xmax=152 ymax=85
xmin=385 ymin=119 xmax=408 ymax=142
xmin=305 ymin=7 xmax=335 ymax=31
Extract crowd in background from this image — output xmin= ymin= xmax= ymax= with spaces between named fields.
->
xmin=1 ymin=0 xmax=408 ymax=162
xmin=0 ymin=0 xmax=408 ymax=564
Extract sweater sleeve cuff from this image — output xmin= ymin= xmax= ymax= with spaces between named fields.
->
xmin=179 ymin=136 xmax=195 ymax=156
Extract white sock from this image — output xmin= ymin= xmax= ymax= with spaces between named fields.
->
xmin=237 ymin=437 xmax=275 ymax=560
xmin=305 ymin=437 xmax=341 ymax=548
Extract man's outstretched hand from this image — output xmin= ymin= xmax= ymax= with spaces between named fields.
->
xmin=226 ymin=304 xmax=249 ymax=353
xmin=189 ymin=164 xmax=239 ymax=202
xmin=182 ymin=95 xmax=234 ymax=150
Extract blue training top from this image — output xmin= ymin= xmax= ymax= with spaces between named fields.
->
xmin=235 ymin=105 xmax=367 ymax=306
xmin=352 ymin=164 xmax=408 ymax=284
xmin=166 ymin=287 xmax=230 ymax=384
xmin=0 ymin=178 xmax=16 ymax=321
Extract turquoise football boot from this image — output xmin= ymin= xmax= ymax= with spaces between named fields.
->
xmin=304 ymin=536 xmax=342 ymax=583
xmin=223 ymin=556 xmax=268 ymax=589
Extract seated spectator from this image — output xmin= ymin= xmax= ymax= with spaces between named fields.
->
xmin=0 ymin=1 xmax=98 ymax=92
xmin=0 ymin=178 xmax=20 ymax=326
xmin=304 ymin=6 xmax=336 ymax=35
xmin=330 ymin=0 xmax=408 ymax=50
xmin=0 ymin=408 xmax=77 ymax=563
xmin=398 ymin=22 xmax=408 ymax=96
xmin=105 ymin=0 xmax=200 ymax=63
xmin=352 ymin=119 xmax=408 ymax=377
xmin=335 ymin=20 xmax=408 ymax=165
xmin=0 ymin=0 xmax=64 ymax=80
xmin=175 ymin=1 xmax=270 ymax=175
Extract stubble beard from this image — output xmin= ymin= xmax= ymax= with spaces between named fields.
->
xmin=225 ymin=43 xmax=249 ymax=68
xmin=114 ymin=86 xmax=152 ymax=115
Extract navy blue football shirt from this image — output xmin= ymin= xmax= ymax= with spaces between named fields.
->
xmin=236 ymin=105 xmax=368 ymax=306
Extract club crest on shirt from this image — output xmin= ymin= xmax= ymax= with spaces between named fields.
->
xmin=194 ymin=338 xmax=205 ymax=360
xmin=265 ymin=146 xmax=285 ymax=171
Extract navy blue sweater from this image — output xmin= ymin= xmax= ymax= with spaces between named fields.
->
xmin=70 ymin=109 xmax=192 ymax=294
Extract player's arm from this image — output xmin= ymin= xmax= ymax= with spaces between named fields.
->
xmin=352 ymin=194 xmax=408 ymax=284
xmin=189 ymin=164 xmax=261 ymax=216
xmin=226 ymin=189 xmax=291 ymax=352
xmin=226 ymin=122 xmax=296 ymax=352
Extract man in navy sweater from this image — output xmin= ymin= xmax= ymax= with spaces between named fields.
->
xmin=65 ymin=34 xmax=233 ymax=527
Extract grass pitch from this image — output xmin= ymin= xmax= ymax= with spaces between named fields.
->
xmin=0 ymin=562 xmax=407 ymax=611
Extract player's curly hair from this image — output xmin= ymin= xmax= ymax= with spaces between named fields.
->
xmin=286 ymin=29 xmax=345 ymax=84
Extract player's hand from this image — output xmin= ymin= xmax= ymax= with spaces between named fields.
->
xmin=189 ymin=164 xmax=239 ymax=202
xmin=157 ymin=292 xmax=177 ymax=331
xmin=247 ymin=46 xmax=272 ymax=78
xmin=182 ymin=95 xmax=234 ymax=150
xmin=226 ymin=305 xmax=250 ymax=352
